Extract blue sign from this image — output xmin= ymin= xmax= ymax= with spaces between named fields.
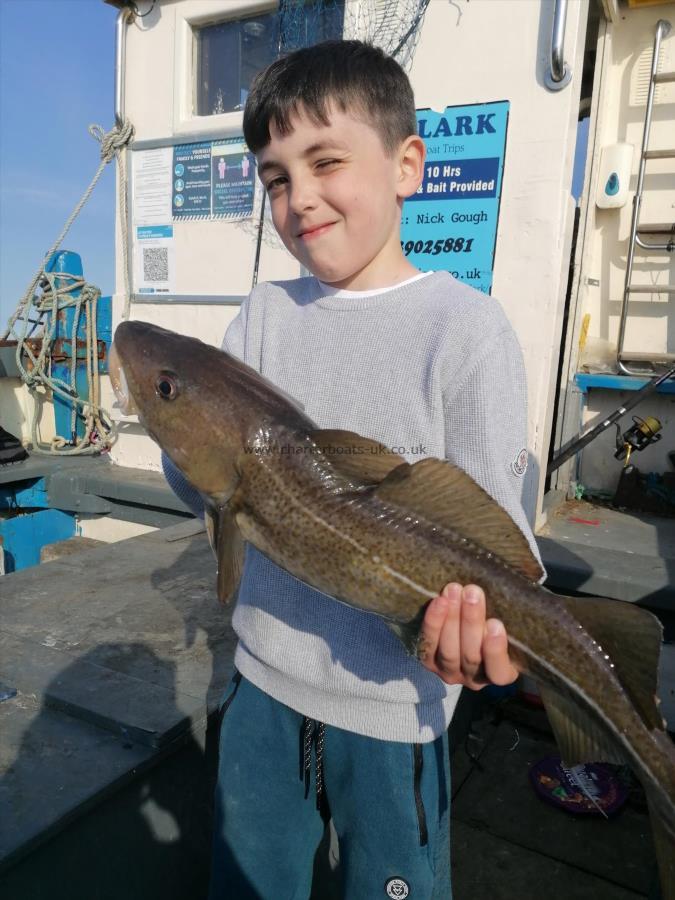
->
xmin=137 ymin=225 xmax=173 ymax=240
xmin=401 ymin=101 xmax=509 ymax=295
xmin=172 ymin=140 xmax=254 ymax=220
xmin=172 ymin=142 xmax=211 ymax=218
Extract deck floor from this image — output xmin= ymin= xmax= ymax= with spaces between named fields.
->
xmin=0 ymin=522 xmax=665 ymax=898
xmin=449 ymin=700 xmax=658 ymax=900
xmin=0 ymin=520 xmax=236 ymax=875
xmin=537 ymin=494 xmax=675 ymax=616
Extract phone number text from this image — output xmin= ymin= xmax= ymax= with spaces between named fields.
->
xmin=401 ymin=237 xmax=475 ymax=256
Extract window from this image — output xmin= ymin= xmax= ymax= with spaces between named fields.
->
xmin=195 ymin=2 xmax=345 ymax=117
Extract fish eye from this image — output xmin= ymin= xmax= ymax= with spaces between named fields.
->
xmin=155 ymin=373 xmax=178 ymax=400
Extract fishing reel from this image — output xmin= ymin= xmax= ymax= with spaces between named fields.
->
xmin=614 ymin=415 xmax=662 ymax=465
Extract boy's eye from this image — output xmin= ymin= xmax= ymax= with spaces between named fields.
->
xmin=265 ymin=176 xmax=286 ymax=192
xmin=264 ymin=159 xmax=341 ymax=193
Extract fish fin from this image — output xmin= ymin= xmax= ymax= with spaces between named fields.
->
xmin=309 ymin=429 xmax=407 ymax=484
xmin=384 ymin=604 xmax=429 ymax=657
xmin=205 ymin=508 xmax=217 ymax=553
xmin=209 ymin=506 xmax=244 ymax=605
xmin=373 ymin=458 xmax=544 ymax=583
xmin=560 ymin=596 xmax=665 ymax=731
xmin=539 ymin=685 xmax=628 ymax=766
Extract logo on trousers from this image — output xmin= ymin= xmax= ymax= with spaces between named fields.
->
xmin=385 ymin=877 xmax=410 ymax=898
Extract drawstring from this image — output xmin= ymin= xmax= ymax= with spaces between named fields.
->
xmin=300 ymin=716 xmax=329 ymax=820
xmin=301 ymin=716 xmax=314 ymax=793
xmin=413 ymin=743 xmax=429 ymax=846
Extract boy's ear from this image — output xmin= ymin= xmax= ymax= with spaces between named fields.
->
xmin=396 ymin=135 xmax=426 ymax=200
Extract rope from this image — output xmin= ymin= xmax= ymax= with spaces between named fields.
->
xmin=21 ymin=270 xmax=116 ymax=456
xmin=2 ymin=119 xmax=134 ymax=456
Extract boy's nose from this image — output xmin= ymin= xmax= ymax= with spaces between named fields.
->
xmin=288 ymin=178 xmax=317 ymax=215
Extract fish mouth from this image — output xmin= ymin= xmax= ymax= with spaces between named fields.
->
xmin=108 ymin=341 xmax=138 ymax=416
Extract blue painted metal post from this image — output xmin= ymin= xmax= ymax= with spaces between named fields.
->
xmin=44 ymin=251 xmax=85 ymax=443
xmin=0 ymin=477 xmax=76 ymax=572
xmin=43 ymin=252 xmax=112 ymax=444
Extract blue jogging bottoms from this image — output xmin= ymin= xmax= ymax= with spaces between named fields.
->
xmin=208 ymin=672 xmax=452 ymax=900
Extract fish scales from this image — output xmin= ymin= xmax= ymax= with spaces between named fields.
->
xmin=239 ymin=443 xmax=644 ymax=708
xmin=238 ymin=437 xmax=673 ymax=790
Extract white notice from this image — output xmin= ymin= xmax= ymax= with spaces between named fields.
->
xmin=132 ymin=147 xmax=173 ymax=226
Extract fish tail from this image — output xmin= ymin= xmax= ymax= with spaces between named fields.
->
xmin=646 ymin=784 xmax=675 ymax=900
xmin=640 ymin=728 xmax=675 ymax=900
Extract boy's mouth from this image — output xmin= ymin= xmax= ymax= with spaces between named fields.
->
xmin=297 ymin=222 xmax=335 ymax=240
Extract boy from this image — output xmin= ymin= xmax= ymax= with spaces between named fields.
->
xmin=165 ymin=39 xmax=539 ymax=900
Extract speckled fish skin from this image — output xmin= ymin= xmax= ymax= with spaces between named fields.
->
xmin=235 ymin=437 xmax=675 ymax=836
xmin=111 ymin=320 xmax=675 ymax=897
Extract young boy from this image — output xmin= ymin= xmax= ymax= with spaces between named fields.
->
xmin=165 ymin=39 xmax=540 ymax=900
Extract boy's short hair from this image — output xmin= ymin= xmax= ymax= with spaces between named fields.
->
xmin=243 ymin=40 xmax=417 ymax=157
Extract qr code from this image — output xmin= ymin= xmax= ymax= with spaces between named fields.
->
xmin=142 ymin=246 xmax=169 ymax=283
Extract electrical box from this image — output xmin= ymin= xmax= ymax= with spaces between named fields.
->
xmin=596 ymin=143 xmax=634 ymax=209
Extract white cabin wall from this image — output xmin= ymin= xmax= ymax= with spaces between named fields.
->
xmin=111 ymin=0 xmax=302 ymax=468
xmin=556 ymin=2 xmax=675 ymax=494
xmin=112 ymin=0 xmax=589 ymax=505
xmin=581 ymin=6 xmax=675 ymax=356
xmin=409 ymin=0 xmax=588 ymax=525
xmin=112 ymin=0 xmax=301 ymax=335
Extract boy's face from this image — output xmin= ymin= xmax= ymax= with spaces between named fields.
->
xmin=256 ymin=105 xmax=423 ymax=290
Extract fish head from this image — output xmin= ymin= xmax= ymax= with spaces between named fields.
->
xmin=110 ymin=320 xmax=263 ymax=502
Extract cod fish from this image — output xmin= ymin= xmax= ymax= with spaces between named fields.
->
xmin=110 ymin=321 xmax=675 ymax=897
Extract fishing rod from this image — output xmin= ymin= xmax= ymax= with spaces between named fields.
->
xmin=547 ymin=365 xmax=675 ymax=476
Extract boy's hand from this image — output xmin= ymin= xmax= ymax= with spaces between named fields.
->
xmin=419 ymin=583 xmax=519 ymax=689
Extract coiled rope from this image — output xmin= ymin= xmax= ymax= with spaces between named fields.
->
xmin=2 ymin=118 xmax=134 ymax=455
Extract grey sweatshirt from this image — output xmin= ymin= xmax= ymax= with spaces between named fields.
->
xmin=163 ymin=270 xmax=541 ymax=743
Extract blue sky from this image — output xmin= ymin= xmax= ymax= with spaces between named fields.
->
xmin=0 ymin=0 xmax=117 ymax=329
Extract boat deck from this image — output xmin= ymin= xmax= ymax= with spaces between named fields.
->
xmin=448 ymin=697 xmax=659 ymax=900
xmin=0 ymin=521 xmax=667 ymax=898
xmin=538 ymin=493 xmax=675 ymax=617
xmin=0 ymin=521 xmax=235 ymax=899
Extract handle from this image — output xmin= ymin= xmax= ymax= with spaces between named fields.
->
xmin=115 ymin=7 xmax=134 ymax=127
xmin=545 ymin=0 xmax=572 ymax=91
